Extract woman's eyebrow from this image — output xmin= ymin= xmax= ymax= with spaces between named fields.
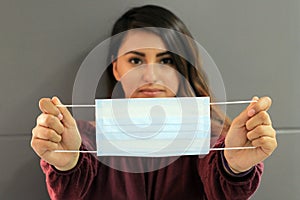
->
xmin=124 ymin=51 xmax=145 ymax=57
xmin=124 ymin=51 xmax=171 ymax=57
xmin=156 ymin=51 xmax=171 ymax=57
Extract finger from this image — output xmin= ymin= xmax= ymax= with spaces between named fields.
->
xmin=31 ymin=137 xmax=59 ymax=156
xmin=231 ymin=96 xmax=259 ymax=128
xmin=247 ymin=96 xmax=272 ymax=117
xmin=32 ymin=126 xmax=62 ymax=143
xmin=36 ymin=113 xmax=64 ymax=134
xmin=246 ymin=111 xmax=272 ymax=131
xmin=39 ymin=98 xmax=63 ymax=120
xmin=230 ymin=96 xmax=260 ymax=128
xmin=51 ymin=96 xmax=76 ymax=126
xmin=248 ymin=96 xmax=259 ymax=108
xmin=247 ymin=125 xmax=276 ymax=141
xmin=251 ymin=136 xmax=278 ymax=155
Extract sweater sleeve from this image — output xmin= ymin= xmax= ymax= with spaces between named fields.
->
xmin=40 ymin=121 xmax=98 ymax=200
xmin=197 ymin=137 xmax=264 ymax=200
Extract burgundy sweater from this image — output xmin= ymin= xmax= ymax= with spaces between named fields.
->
xmin=41 ymin=120 xmax=263 ymax=200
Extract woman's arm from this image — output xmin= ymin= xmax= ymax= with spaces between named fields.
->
xmin=197 ymin=96 xmax=276 ymax=199
xmin=31 ymin=97 xmax=98 ymax=199
xmin=40 ymin=120 xmax=98 ymax=199
xmin=197 ymin=137 xmax=263 ymax=200
xmin=40 ymin=143 xmax=98 ymax=200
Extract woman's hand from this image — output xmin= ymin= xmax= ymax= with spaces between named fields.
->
xmin=31 ymin=97 xmax=82 ymax=171
xmin=224 ymin=96 xmax=277 ymax=173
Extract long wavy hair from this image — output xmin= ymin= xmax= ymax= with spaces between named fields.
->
xmin=97 ymin=5 xmax=231 ymax=138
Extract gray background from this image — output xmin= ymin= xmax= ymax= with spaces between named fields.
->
xmin=0 ymin=0 xmax=299 ymax=199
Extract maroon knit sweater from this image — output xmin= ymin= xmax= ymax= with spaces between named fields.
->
xmin=41 ymin=120 xmax=263 ymax=200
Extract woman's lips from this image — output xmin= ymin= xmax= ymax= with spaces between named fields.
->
xmin=138 ymin=88 xmax=165 ymax=96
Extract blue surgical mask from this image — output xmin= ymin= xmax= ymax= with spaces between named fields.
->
xmin=95 ymin=97 xmax=210 ymax=157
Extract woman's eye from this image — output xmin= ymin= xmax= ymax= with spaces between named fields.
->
xmin=160 ymin=58 xmax=174 ymax=65
xmin=129 ymin=58 xmax=142 ymax=65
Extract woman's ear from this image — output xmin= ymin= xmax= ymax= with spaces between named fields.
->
xmin=112 ymin=60 xmax=121 ymax=81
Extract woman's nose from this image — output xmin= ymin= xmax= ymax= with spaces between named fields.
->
xmin=142 ymin=63 xmax=157 ymax=83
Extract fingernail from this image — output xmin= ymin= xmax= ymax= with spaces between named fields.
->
xmin=253 ymin=96 xmax=259 ymax=100
xmin=248 ymin=109 xmax=255 ymax=117
xmin=57 ymin=98 xmax=62 ymax=104
xmin=58 ymin=113 xmax=63 ymax=120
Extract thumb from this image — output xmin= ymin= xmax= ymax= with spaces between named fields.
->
xmin=51 ymin=96 xmax=75 ymax=127
xmin=231 ymin=96 xmax=259 ymax=129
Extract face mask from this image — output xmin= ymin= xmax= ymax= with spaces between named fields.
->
xmin=95 ymin=97 xmax=210 ymax=157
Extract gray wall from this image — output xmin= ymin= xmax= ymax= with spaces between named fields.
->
xmin=0 ymin=0 xmax=299 ymax=199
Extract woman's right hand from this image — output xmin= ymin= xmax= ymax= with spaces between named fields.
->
xmin=31 ymin=96 xmax=82 ymax=171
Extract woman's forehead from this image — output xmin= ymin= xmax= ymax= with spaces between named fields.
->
xmin=118 ymin=30 xmax=167 ymax=55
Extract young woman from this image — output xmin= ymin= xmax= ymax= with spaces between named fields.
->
xmin=31 ymin=5 xmax=277 ymax=200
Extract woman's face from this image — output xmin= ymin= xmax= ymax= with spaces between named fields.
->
xmin=112 ymin=30 xmax=180 ymax=98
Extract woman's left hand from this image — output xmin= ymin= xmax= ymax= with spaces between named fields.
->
xmin=224 ymin=96 xmax=277 ymax=173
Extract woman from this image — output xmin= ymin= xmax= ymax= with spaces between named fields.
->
xmin=31 ymin=5 xmax=277 ymax=200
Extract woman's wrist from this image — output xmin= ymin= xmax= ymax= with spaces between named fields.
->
xmin=54 ymin=152 xmax=80 ymax=171
xmin=221 ymin=151 xmax=254 ymax=177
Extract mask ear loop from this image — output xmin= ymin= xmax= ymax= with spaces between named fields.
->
xmin=54 ymin=146 xmax=256 ymax=153
xmin=56 ymin=100 xmax=257 ymax=107
xmin=55 ymin=99 xmax=259 ymax=153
